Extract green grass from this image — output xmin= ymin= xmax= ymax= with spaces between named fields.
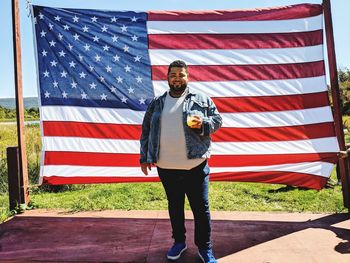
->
xmin=0 ymin=122 xmax=348 ymax=223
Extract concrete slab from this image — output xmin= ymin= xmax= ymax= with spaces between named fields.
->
xmin=0 ymin=209 xmax=349 ymax=262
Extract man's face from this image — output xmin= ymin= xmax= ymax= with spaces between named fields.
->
xmin=167 ymin=67 xmax=189 ymax=93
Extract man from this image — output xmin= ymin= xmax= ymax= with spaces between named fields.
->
xmin=140 ymin=60 xmax=222 ymax=263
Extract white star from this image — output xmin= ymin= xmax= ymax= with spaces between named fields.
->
xmin=60 ymin=71 xmax=67 ymax=78
xmin=94 ymin=54 xmax=101 ymax=62
xmin=53 ymin=81 xmax=59 ymax=88
xmin=82 ymin=25 xmax=89 ymax=32
xmin=41 ymin=50 xmax=48 ymax=56
xmin=111 ymin=16 xmax=117 ymax=22
xmin=111 ymin=35 xmax=119 ymax=42
xmin=69 ymin=61 xmax=76 ymax=68
xmin=63 ymin=25 xmax=70 ymax=30
xmin=121 ymin=96 xmax=128 ymax=103
xmin=105 ymin=65 xmax=112 ymax=73
xmin=100 ymin=93 xmax=107 ymax=100
xmin=49 ymin=40 xmax=56 ymax=47
xmin=139 ymin=97 xmax=146 ymax=104
xmin=71 ymin=81 xmax=77 ymax=88
xmin=131 ymin=35 xmax=138 ymax=41
xmin=116 ymin=76 xmax=123 ymax=83
xmin=131 ymin=16 xmax=138 ymax=22
xmin=101 ymin=25 xmax=108 ymax=32
xmin=89 ymin=65 xmax=94 ymax=71
xmin=33 ymin=17 xmax=37 ymax=25
xmin=121 ymin=25 xmax=127 ymax=32
xmin=78 ymin=54 xmax=84 ymax=61
xmin=44 ymin=91 xmax=50 ymax=98
xmin=128 ymin=87 xmax=135 ymax=94
xmin=62 ymin=91 xmax=68 ymax=98
xmin=43 ymin=70 xmax=49 ymax=77
xmin=81 ymin=92 xmax=88 ymax=99
xmin=54 ymin=15 xmax=61 ymax=21
xmin=110 ymin=87 xmax=117 ymax=93
xmin=113 ymin=54 xmax=120 ymax=62
xmin=91 ymin=16 xmax=98 ymax=22
xmin=50 ymin=60 xmax=58 ymax=67
xmin=89 ymin=82 xmax=97 ymax=89
xmin=123 ymin=45 xmax=130 ymax=52
xmin=84 ymin=44 xmax=91 ymax=51
xmin=124 ymin=65 xmax=131 ymax=72
xmin=48 ymin=23 xmax=54 ymax=30
xmin=134 ymin=55 xmax=141 ymax=62
xmin=79 ymin=72 xmax=86 ymax=78
xmin=39 ymin=12 xmax=44 ymax=20
xmin=103 ymin=45 xmax=110 ymax=51
xmin=73 ymin=33 xmax=80 ymax=41
xmin=136 ymin=76 xmax=143 ymax=83
xmin=99 ymin=76 xmax=105 ymax=82
xmin=93 ymin=36 xmax=100 ymax=42
xmin=58 ymin=33 xmax=63 ymax=40
xmin=73 ymin=15 xmax=79 ymax=22
xmin=68 ymin=44 xmax=73 ymax=50
xmin=59 ymin=50 xmax=66 ymax=57
xmin=40 ymin=30 xmax=47 ymax=37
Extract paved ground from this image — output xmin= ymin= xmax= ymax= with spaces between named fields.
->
xmin=0 ymin=209 xmax=350 ymax=262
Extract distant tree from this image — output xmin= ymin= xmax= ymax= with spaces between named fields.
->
xmin=339 ymin=68 xmax=350 ymax=114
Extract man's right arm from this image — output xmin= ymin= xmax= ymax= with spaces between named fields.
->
xmin=140 ymin=98 xmax=155 ymax=165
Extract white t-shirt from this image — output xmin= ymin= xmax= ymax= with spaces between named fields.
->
xmin=156 ymin=91 xmax=204 ymax=170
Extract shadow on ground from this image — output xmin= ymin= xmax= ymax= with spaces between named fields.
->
xmin=0 ymin=213 xmax=349 ymax=262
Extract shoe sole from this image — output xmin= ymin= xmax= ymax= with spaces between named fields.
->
xmin=198 ymin=251 xmax=217 ymax=263
xmin=198 ymin=252 xmax=205 ymax=263
xmin=167 ymin=245 xmax=187 ymax=260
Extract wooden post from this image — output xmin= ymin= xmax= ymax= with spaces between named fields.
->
xmin=323 ymin=0 xmax=350 ymax=208
xmin=7 ymin=147 xmax=21 ymax=210
xmin=12 ymin=0 xmax=29 ymax=205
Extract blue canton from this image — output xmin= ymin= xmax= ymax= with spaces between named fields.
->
xmin=33 ymin=6 xmax=154 ymax=111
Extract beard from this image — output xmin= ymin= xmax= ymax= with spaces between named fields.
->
xmin=168 ymin=83 xmax=188 ymax=94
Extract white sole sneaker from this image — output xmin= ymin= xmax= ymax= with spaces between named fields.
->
xmin=167 ymin=245 xmax=187 ymax=260
xmin=198 ymin=251 xmax=205 ymax=263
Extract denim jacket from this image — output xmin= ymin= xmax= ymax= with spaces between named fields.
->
xmin=140 ymin=88 xmax=222 ymax=164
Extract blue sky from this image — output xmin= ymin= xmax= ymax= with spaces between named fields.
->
xmin=1 ymin=0 xmax=349 ymax=98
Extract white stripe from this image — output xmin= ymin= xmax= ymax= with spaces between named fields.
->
xmin=212 ymin=137 xmax=340 ymax=155
xmin=41 ymin=161 xmax=333 ymax=178
xmin=152 ymin=76 xmax=327 ymax=97
xmin=222 ymin=106 xmax=334 ymax=128
xmin=41 ymin=106 xmax=144 ymax=124
xmin=41 ymin=105 xmax=333 ymax=128
xmin=147 ymin=15 xmax=323 ymax=34
xmin=42 ymin=137 xmax=339 ymax=154
xmin=149 ymin=45 xmax=324 ymax=65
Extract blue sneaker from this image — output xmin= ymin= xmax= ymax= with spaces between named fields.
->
xmin=198 ymin=248 xmax=217 ymax=263
xmin=167 ymin=242 xmax=187 ymax=260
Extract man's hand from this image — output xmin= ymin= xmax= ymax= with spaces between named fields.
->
xmin=188 ymin=115 xmax=203 ymax=129
xmin=141 ymin=162 xmax=152 ymax=175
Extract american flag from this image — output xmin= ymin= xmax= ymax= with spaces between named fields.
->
xmin=32 ymin=4 xmax=340 ymax=189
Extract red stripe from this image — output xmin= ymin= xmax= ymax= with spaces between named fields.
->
xmin=148 ymin=31 xmax=323 ymax=50
xmin=151 ymin=61 xmax=325 ymax=81
xmin=44 ymin=152 xmax=338 ymax=167
xmin=148 ymin=4 xmax=322 ymax=21
xmin=42 ymin=171 xmax=327 ymax=190
xmin=43 ymin=122 xmax=140 ymax=139
xmin=43 ymin=122 xmax=336 ymax=142
xmin=213 ymin=92 xmax=329 ymax=113
xmin=42 ymin=176 xmax=160 ymax=185
xmin=210 ymin=171 xmax=328 ymax=190
xmin=213 ymin=123 xmax=336 ymax=142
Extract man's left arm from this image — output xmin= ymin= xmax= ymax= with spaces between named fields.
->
xmin=201 ymin=98 xmax=222 ymax=136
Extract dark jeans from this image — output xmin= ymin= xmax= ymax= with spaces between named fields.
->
xmin=157 ymin=160 xmax=212 ymax=250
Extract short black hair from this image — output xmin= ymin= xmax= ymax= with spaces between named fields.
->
xmin=167 ymin=60 xmax=188 ymax=75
